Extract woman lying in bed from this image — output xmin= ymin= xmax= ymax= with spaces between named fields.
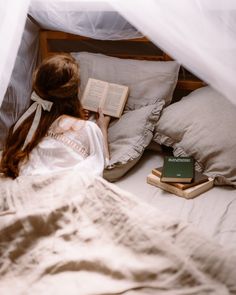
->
xmin=0 ymin=54 xmax=110 ymax=178
xmin=1 ymin=55 xmax=236 ymax=295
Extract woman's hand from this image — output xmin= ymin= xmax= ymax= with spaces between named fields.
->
xmin=96 ymin=108 xmax=111 ymax=130
xmin=82 ymin=109 xmax=90 ymax=120
xmin=96 ymin=108 xmax=111 ymax=160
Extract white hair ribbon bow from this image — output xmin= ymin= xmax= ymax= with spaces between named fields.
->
xmin=13 ymin=92 xmax=53 ymax=150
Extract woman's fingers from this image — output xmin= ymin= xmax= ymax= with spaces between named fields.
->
xmin=96 ymin=108 xmax=111 ymax=130
xmin=82 ymin=109 xmax=90 ymax=120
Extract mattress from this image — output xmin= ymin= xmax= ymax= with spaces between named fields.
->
xmin=116 ymin=150 xmax=236 ymax=252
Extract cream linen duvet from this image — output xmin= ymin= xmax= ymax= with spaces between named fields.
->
xmin=0 ymin=170 xmax=235 ymax=295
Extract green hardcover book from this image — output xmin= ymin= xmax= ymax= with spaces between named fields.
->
xmin=152 ymin=167 xmax=208 ymax=189
xmin=161 ymin=156 xmax=194 ymax=183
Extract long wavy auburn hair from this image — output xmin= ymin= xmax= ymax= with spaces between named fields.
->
xmin=0 ymin=53 xmax=84 ymax=179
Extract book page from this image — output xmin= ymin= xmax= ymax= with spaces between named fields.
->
xmin=81 ymin=78 xmax=108 ymax=112
xmin=102 ymin=83 xmax=129 ymax=117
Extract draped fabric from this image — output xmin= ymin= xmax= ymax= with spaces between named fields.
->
xmin=0 ymin=0 xmax=30 ymax=107
xmin=29 ymin=1 xmax=142 ymax=40
xmin=111 ymin=0 xmax=236 ymax=105
xmin=1 ymin=0 xmax=236 ymax=143
xmin=0 ymin=17 xmax=39 ymax=149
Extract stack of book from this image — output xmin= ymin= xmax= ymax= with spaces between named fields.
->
xmin=147 ymin=156 xmax=214 ymax=199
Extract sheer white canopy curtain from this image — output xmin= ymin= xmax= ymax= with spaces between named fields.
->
xmin=1 ymin=0 xmax=236 ymax=119
xmin=29 ymin=1 xmax=141 ymax=40
xmin=111 ymin=0 xmax=236 ymax=106
xmin=0 ymin=0 xmax=30 ymax=107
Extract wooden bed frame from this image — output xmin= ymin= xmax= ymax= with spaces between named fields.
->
xmin=39 ymin=30 xmax=206 ymax=91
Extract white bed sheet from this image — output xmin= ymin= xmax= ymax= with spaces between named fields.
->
xmin=116 ymin=150 xmax=236 ymax=252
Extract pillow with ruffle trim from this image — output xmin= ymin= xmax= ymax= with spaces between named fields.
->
xmin=73 ymin=52 xmax=180 ymax=181
xmin=153 ymin=86 xmax=236 ymax=187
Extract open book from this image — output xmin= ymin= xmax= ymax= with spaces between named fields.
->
xmin=81 ymin=78 xmax=129 ymax=118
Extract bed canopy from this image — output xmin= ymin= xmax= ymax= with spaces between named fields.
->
xmin=1 ymin=0 xmax=236 ymax=143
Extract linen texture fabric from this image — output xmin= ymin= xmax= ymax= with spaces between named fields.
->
xmin=153 ymin=86 xmax=236 ymax=186
xmin=73 ymin=52 xmax=180 ymax=180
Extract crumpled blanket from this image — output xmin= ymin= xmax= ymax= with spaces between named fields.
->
xmin=0 ymin=170 xmax=236 ymax=295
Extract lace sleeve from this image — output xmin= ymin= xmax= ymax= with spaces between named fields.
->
xmin=47 ymin=116 xmax=106 ymax=176
xmin=46 ymin=117 xmax=90 ymax=158
xmin=46 ymin=130 xmax=89 ymax=158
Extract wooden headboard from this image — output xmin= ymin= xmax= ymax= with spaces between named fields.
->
xmin=39 ymin=30 xmax=206 ymax=92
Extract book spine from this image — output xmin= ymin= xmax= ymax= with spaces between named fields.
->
xmin=152 ymin=169 xmax=186 ymax=189
xmin=184 ymin=178 xmax=214 ymax=199
xmin=147 ymin=174 xmax=186 ymax=197
xmin=147 ymin=174 xmax=214 ymax=199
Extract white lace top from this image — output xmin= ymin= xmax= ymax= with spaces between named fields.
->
xmin=19 ymin=115 xmax=107 ymax=177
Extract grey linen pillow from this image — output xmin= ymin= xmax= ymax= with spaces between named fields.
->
xmin=153 ymin=86 xmax=236 ymax=187
xmin=73 ymin=52 xmax=180 ymax=181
